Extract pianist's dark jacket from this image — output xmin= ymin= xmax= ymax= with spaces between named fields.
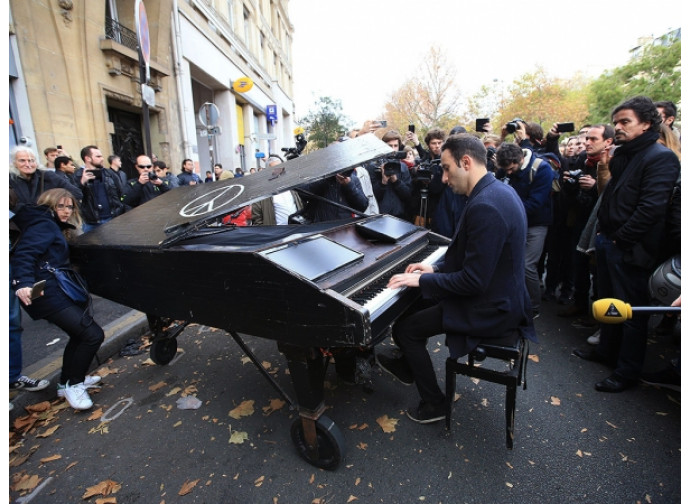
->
xmin=419 ymin=173 xmax=537 ymax=355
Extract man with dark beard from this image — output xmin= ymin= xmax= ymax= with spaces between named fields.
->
xmin=573 ymin=96 xmax=680 ymax=393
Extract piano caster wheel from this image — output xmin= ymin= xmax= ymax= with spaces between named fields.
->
xmin=150 ymin=338 xmax=178 ymax=365
xmin=290 ymin=415 xmax=346 ymax=470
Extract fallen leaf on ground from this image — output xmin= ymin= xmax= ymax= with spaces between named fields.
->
xmin=25 ymin=401 xmax=52 ymax=413
xmin=36 ymin=425 xmax=60 ymax=438
xmin=182 ymin=385 xmax=198 ymax=396
xmin=229 ymin=400 xmax=255 ymax=419
xmin=83 ymin=479 xmax=121 ymax=498
xmin=356 ymin=442 xmax=367 ymax=450
xmin=142 ymin=358 xmax=156 ymax=366
xmin=347 ymin=496 xmax=358 ymax=502
xmin=606 ymin=420 xmax=618 ymax=429
xmin=149 ymin=381 xmax=166 ymax=392
xmin=261 ymin=361 xmax=271 ymax=370
xmin=241 ymin=356 xmax=251 ymax=365
xmin=550 ymin=396 xmax=561 ymax=406
xmin=376 ymin=415 xmax=398 ymax=433
xmin=255 ymin=476 xmax=265 ymax=487
xmin=39 ymin=454 xmax=62 ymax=463
xmin=528 ymin=354 xmax=539 ymax=363
xmin=88 ymin=408 xmax=103 ymax=421
xmin=178 ymin=479 xmax=200 ymax=496
xmin=10 ymin=472 xmax=41 ymax=493
xmin=262 ymin=398 xmax=286 ymax=416
xmin=166 ymin=387 xmax=182 ymax=396
xmin=95 ymin=498 xmax=117 ymax=504
xmin=229 ymin=430 xmax=249 ymax=444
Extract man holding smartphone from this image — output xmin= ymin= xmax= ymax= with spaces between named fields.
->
xmin=76 ymin=145 xmax=126 ymax=232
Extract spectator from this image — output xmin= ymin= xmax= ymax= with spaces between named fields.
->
xmin=204 ymin=171 xmax=213 ymax=183
xmin=297 ymin=169 xmax=368 ymax=223
xmin=213 ymin=163 xmax=234 ymax=181
xmin=376 ymin=134 xmax=536 ymax=423
xmin=9 ymin=193 xmax=50 ymax=395
xmin=557 ymin=124 xmax=614 ymax=318
xmin=573 ymin=96 xmax=680 ymax=393
xmin=11 ymin=188 xmax=105 ymax=410
xmin=121 ymin=155 xmax=170 ymax=208
xmin=251 ymin=159 xmax=303 ymax=225
xmin=75 ymin=145 xmax=126 ymax=232
xmin=43 ymin=147 xmax=59 ymax=171
xmin=9 ymin=145 xmax=82 ymax=207
xmin=496 ymin=142 xmax=554 ymax=318
xmin=366 ymin=130 xmax=414 ymax=220
xmin=107 ymin=155 xmax=128 ymax=188
xmin=654 ymin=100 xmax=680 ymax=139
xmin=153 ymin=160 xmax=180 ymax=188
xmin=177 ymin=159 xmax=203 ymax=186
xmin=54 ymin=156 xmax=79 ymax=187
xmin=408 ymin=128 xmax=447 ymax=227
xmin=234 ymin=168 xmax=245 ymax=178
xmin=658 ymin=124 xmax=681 ymax=160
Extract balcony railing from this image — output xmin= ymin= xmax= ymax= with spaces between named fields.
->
xmin=105 ymin=16 xmax=138 ymax=52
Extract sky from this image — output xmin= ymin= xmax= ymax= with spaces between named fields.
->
xmin=288 ymin=0 xmax=683 ymax=128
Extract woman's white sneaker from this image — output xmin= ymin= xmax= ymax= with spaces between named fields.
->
xmin=57 ymin=375 xmax=101 ymax=398
xmin=63 ymin=381 xmax=93 ymax=410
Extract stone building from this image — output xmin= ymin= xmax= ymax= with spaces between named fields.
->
xmin=9 ymin=0 xmax=295 ymax=179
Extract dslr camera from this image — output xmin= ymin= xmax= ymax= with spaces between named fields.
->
xmin=147 ymin=172 xmax=159 ymax=181
xmin=505 ymin=118 xmax=524 ymax=134
xmin=565 ymin=169 xmax=582 ymax=183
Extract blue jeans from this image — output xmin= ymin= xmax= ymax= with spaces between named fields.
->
xmin=525 ymin=226 xmax=548 ymax=312
xmin=595 ymin=234 xmax=651 ymax=380
xmin=82 ymin=217 xmax=112 ymax=234
xmin=9 ymin=264 xmax=23 ymax=383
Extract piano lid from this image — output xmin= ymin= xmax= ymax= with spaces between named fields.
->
xmin=72 ymin=135 xmax=394 ymax=249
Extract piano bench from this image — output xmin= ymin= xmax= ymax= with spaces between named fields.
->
xmin=445 ymin=337 xmax=529 ymax=449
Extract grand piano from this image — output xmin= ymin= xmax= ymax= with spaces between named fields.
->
xmin=70 ymin=135 xmax=449 ymax=469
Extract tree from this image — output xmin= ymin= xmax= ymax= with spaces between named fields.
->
xmin=587 ymin=36 xmax=681 ymax=123
xmin=383 ymin=46 xmax=464 ymax=140
xmin=300 ymin=96 xmax=353 ymax=149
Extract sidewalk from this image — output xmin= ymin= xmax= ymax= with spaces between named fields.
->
xmin=9 ymin=299 xmax=149 ymax=414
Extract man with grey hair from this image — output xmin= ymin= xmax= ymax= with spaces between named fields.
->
xmin=9 ymin=145 xmax=82 ymax=206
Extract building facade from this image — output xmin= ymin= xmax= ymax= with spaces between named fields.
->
xmin=9 ymin=0 xmax=295 ymax=178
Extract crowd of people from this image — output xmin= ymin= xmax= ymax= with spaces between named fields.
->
xmin=9 ymin=95 xmax=681 ymax=416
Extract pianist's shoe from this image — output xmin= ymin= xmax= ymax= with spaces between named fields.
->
xmin=376 ymin=353 xmax=414 ymax=386
xmin=406 ymin=400 xmax=445 ymax=424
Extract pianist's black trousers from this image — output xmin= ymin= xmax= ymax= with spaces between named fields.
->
xmin=393 ymin=302 xmax=445 ymax=405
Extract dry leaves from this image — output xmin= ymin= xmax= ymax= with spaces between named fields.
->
xmin=10 ymin=472 xmax=42 ymax=493
xmin=229 ymin=430 xmax=249 ymax=444
xmin=83 ymin=479 xmax=121 ymax=499
xmin=178 ymin=478 xmax=200 ymax=496
xmin=376 ymin=415 xmax=398 ymax=433
xmin=262 ymin=398 xmax=286 ymax=416
xmin=149 ymin=381 xmax=167 ymax=392
xmin=229 ymin=400 xmax=255 ymax=419
xmin=550 ymin=396 xmax=561 ymax=406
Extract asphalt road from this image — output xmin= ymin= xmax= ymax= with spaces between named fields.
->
xmin=8 ymin=300 xmax=681 ymax=503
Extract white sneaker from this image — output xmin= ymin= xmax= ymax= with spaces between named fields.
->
xmin=57 ymin=375 xmax=101 ymax=398
xmin=63 ymin=381 xmax=93 ymax=410
xmin=587 ymin=330 xmax=601 ymax=346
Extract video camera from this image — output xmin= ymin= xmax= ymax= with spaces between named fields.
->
xmin=414 ymin=158 xmax=440 ymax=185
xmin=281 ymin=127 xmax=308 ymax=160
xmin=505 ymin=118 xmax=525 ymax=134
xmin=375 ymin=151 xmax=407 ymax=177
xmin=565 ymin=169 xmax=582 ymax=183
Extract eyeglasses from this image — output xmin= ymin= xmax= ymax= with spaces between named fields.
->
xmin=56 ymin=204 xmax=74 ymax=211
xmin=137 ymin=164 xmax=153 ymax=169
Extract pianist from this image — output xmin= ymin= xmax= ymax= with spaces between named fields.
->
xmin=377 ymin=134 xmax=537 ymax=424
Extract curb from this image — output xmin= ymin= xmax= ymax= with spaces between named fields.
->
xmin=9 ymin=310 xmax=149 ymax=416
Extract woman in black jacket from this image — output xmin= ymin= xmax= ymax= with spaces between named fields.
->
xmin=11 ymin=188 xmax=104 ymax=410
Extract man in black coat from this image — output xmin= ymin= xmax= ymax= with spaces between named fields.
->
xmin=573 ymin=96 xmax=680 ymax=392
xmin=377 ymin=134 xmax=536 ymax=423
xmin=9 ymin=146 xmax=82 ymax=206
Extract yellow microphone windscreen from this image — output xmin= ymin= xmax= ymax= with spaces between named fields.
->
xmin=592 ymin=298 xmax=633 ymax=324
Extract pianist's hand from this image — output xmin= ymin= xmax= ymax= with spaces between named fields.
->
xmin=387 ymin=263 xmax=433 ymax=289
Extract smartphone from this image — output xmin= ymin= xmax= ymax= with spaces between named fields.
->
xmin=31 ymin=280 xmax=46 ymax=300
xmin=475 ymin=118 xmax=490 ymax=132
xmin=377 ymin=120 xmax=387 ymax=128
xmin=557 ymin=122 xmax=575 ymax=133
xmin=56 ymin=145 xmax=63 ymax=150
xmin=408 ymin=124 xmax=415 ymax=133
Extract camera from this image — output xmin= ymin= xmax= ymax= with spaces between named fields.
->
xmin=413 ymin=158 xmax=440 ymax=186
xmin=147 ymin=172 xmax=158 ymax=181
xmin=487 ymin=146 xmax=497 ymax=161
xmin=383 ymin=162 xmax=401 ymax=178
xmin=87 ymin=168 xmax=103 ymax=181
xmin=565 ymin=169 xmax=582 ymax=183
xmin=505 ymin=118 xmax=524 ymax=134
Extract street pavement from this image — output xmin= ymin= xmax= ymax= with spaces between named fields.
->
xmin=7 ymin=297 xmax=682 ymax=503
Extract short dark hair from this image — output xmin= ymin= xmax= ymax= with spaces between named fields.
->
xmin=182 ymin=158 xmax=192 ymax=167
xmin=654 ymin=100 xmax=677 ymax=125
xmin=107 ymin=154 xmax=120 ymax=165
xmin=525 ymin=122 xmax=544 ymax=142
xmin=449 ymin=126 xmax=467 ymax=135
xmin=214 ymin=163 xmax=223 ymax=170
xmin=590 ymin=123 xmax=615 ymax=141
xmin=442 ymin=134 xmax=487 ymax=167
xmin=425 ymin=128 xmax=447 ymax=146
xmin=80 ymin=145 xmax=98 ymax=162
xmin=381 ymin=130 xmax=403 ymax=145
xmin=44 ymin=147 xmax=58 ymax=156
xmin=495 ymin=143 xmax=524 ymax=169
xmin=54 ymin=156 xmax=71 ymax=171
xmin=612 ymin=96 xmax=662 ymax=133
xmin=153 ymin=160 xmax=167 ymax=169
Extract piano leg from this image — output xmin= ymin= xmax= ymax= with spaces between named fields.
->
xmin=279 ymin=343 xmax=346 ymax=469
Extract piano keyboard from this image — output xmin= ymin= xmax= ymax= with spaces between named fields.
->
xmin=349 ymin=244 xmax=447 ymax=319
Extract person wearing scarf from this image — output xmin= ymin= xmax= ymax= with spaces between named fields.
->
xmin=573 ymin=96 xmax=680 ymax=393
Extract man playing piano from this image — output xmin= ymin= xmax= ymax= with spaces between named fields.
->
xmin=377 ymin=134 xmax=537 ymax=424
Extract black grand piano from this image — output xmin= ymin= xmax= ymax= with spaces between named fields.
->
xmin=70 ymin=135 xmax=449 ymax=469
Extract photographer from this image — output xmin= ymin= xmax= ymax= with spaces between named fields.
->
xmin=367 ymin=131 xmax=414 ymax=219
xmin=121 ymin=155 xmax=170 ymax=208
xmin=75 ymin=145 xmax=126 ymax=232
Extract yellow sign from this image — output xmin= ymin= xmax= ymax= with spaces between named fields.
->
xmin=232 ymin=77 xmax=254 ymax=93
